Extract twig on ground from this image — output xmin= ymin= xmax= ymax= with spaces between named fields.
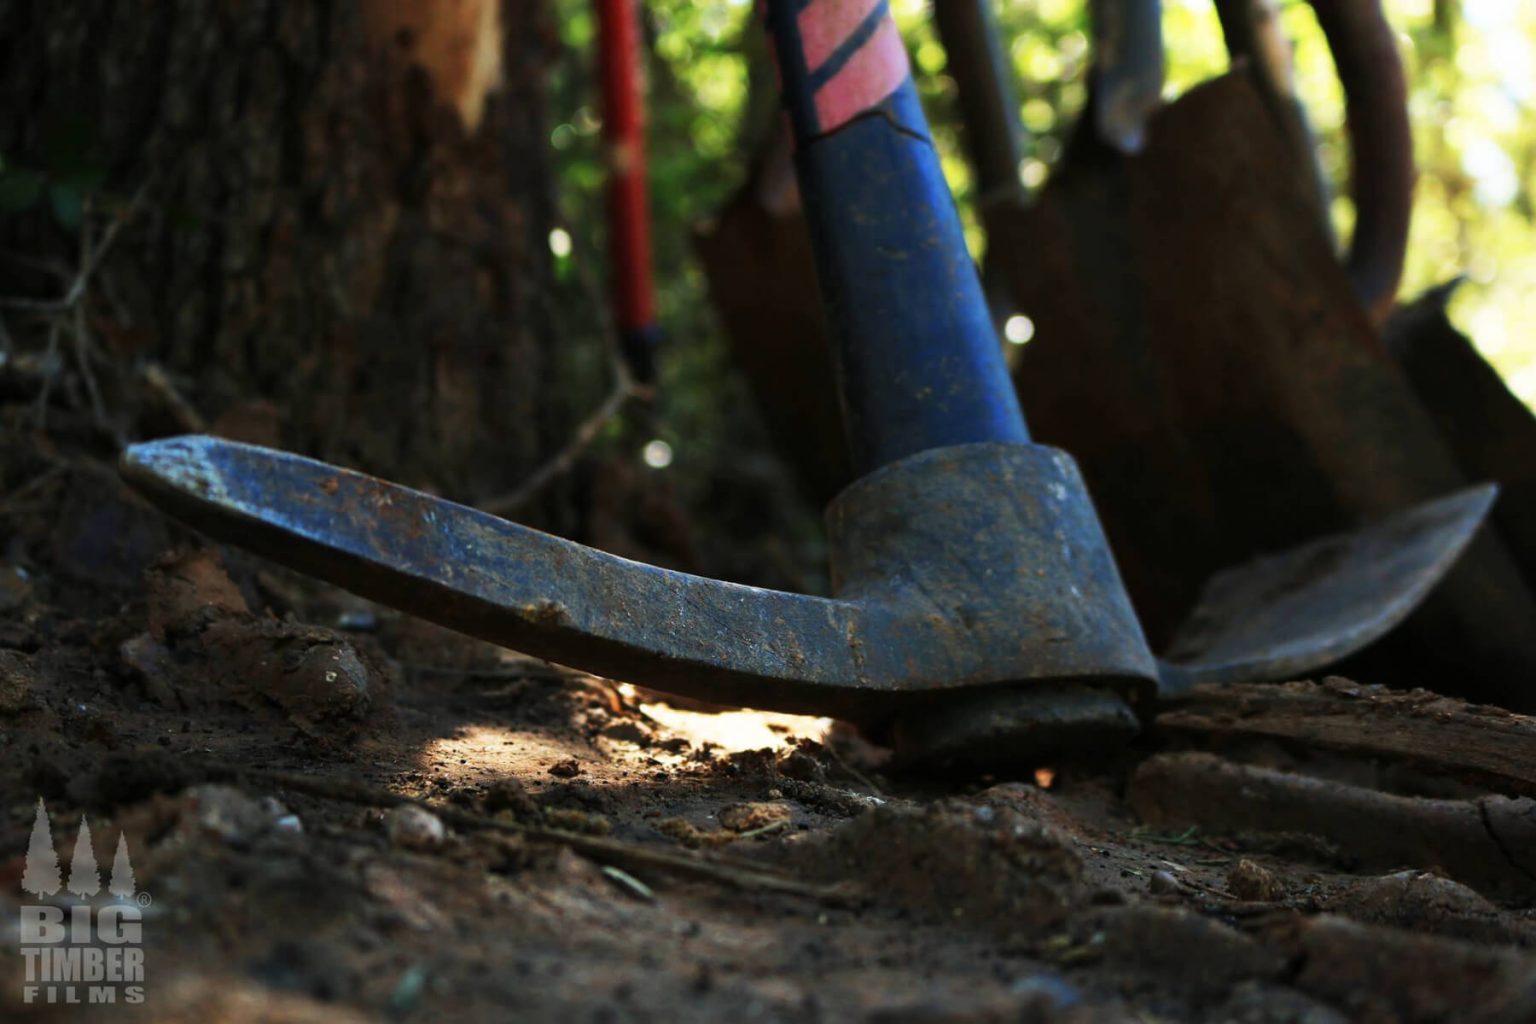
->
xmin=2 ymin=184 xmax=149 ymax=433
xmin=73 ymin=298 xmax=106 ymax=426
xmin=821 ymin=737 xmax=883 ymax=797
xmin=34 ymin=320 xmax=62 ymax=426
xmin=0 ymin=188 xmax=143 ymax=313
xmin=735 ymin=819 xmax=790 ymax=840
xmin=479 ymin=226 xmax=651 ymax=518
xmin=139 ymin=363 xmax=208 ymax=433
xmin=0 ymin=462 xmax=68 ymax=518
xmin=1127 ymin=824 xmax=1203 ymax=846
xmin=232 ymin=766 xmax=854 ymax=905
xmin=479 ymin=358 xmax=645 ymax=516
xmin=600 ymin=865 xmax=657 ymax=901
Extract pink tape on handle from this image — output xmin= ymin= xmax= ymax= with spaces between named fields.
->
xmin=790 ymin=0 xmax=910 ymax=137
xmin=798 ymin=0 xmax=882 ymax=71
xmin=813 ymin=14 xmax=908 ymax=135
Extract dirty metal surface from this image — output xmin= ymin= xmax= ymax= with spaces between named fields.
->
xmin=122 ymin=433 xmax=1496 ymax=757
xmin=888 ymin=684 xmax=1141 ymax=770
xmin=121 ymin=437 xmax=1157 ymax=735
xmin=1158 ymin=483 xmax=1498 ymax=694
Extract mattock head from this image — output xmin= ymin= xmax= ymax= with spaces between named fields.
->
xmin=118 ymin=1 xmax=1498 ymax=769
xmin=120 ymin=437 xmax=1158 ymax=764
xmin=121 ymin=432 xmax=1492 ymax=768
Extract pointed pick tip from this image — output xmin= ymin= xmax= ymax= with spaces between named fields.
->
xmin=119 ymin=435 xmax=180 ymax=478
xmin=119 ymin=435 xmax=240 ymax=513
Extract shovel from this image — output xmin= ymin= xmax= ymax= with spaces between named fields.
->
xmin=953 ymin=0 xmax=1536 ymax=707
xmin=120 ymin=0 xmax=1495 ymax=765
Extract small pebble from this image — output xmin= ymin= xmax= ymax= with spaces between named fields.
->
xmin=484 ymin=778 xmax=539 ymax=818
xmin=0 ymin=649 xmax=35 ymax=715
xmin=1010 ymin=973 xmax=1082 ymax=1012
xmin=0 ymin=565 xmax=31 ymax=613
xmin=1149 ymin=870 xmax=1183 ymax=895
xmin=386 ymin=805 xmax=448 ymax=851
xmin=336 ymin=608 xmax=378 ymax=632
xmin=181 ymin=786 xmax=294 ymax=845
xmin=718 ymin=801 xmax=791 ymax=833
xmin=1227 ymin=858 xmax=1283 ymax=902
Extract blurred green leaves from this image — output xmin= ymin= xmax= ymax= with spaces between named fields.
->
xmin=0 ymin=163 xmax=45 ymax=213
xmin=0 ymin=112 xmax=108 ymax=230
xmin=544 ymin=0 xmax=1536 ymax=451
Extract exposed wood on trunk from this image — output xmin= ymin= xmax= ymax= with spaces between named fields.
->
xmin=0 ymin=0 xmax=570 ymax=521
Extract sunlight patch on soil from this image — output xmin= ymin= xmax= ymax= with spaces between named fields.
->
xmin=420 ymin=723 xmax=581 ymax=774
xmin=636 ymin=702 xmax=831 ymax=752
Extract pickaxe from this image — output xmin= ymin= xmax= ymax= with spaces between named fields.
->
xmin=120 ymin=1 xmax=1494 ymax=768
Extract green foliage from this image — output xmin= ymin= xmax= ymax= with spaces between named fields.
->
xmin=0 ymin=162 xmax=45 ymax=213
xmin=1273 ymin=0 xmax=1535 ymax=404
xmin=0 ymin=113 xmax=108 ymax=230
xmin=543 ymin=0 xmax=1536 ymax=482
xmin=546 ymin=0 xmax=769 ymax=519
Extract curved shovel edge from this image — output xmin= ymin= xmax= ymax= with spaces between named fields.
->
xmin=1158 ymin=483 xmax=1498 ymax=696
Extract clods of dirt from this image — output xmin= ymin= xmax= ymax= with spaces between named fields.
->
xmin=119 ymin=548 xmax=392 ymax=734
xmin=0 ymin=649 xmax=37 ymax=716
xmin=786 ymin=797 xmax=1081 ymax=931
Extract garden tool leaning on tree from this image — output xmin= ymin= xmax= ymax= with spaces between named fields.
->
xmin=120 ymin=0 xmax=1497 ymax=768
xmin=598 ymin=0 xmax=661 ymax=384
xmin=956 ymin=0 xmax=1536 ymax=708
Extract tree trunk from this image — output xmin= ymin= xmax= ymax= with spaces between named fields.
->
xmin=0 ymin=0 xmax=571 ymax=526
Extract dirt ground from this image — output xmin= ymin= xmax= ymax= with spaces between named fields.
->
xmin=2 ymin=440 xmax=1536 ymax=1023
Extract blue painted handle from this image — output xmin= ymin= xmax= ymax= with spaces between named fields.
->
xmin=766 ymin=0 xmax=1029 ymax=474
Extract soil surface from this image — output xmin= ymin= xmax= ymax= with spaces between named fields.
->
xmin=2 ymin=441 xmax=1535 ymax=1023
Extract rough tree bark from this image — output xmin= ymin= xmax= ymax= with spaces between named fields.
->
xmin=0 ymin=0 xmax=572 ymax=525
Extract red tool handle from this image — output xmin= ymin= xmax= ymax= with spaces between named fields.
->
xmin=598 ymin=0 xmax=659 ymax=381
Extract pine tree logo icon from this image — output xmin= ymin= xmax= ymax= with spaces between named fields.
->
xmin=109 ymin=833 xmax=136 ymax=901
xmin=20 ymin=800 xmax=137 ymax=901
xmin=16 ymin=797 xmax=149 ymax=1004
xmin=66 ymin=817 xmax=101 ymax=898
xmin=21 ymin=798 xmax=60 ymax=897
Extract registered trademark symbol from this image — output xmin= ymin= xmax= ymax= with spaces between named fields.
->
xmin=136 ymin=891 xmax=152 ymax=908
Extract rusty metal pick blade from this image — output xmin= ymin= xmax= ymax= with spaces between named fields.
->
xmin=1157 ymin=483 xmax=1498 ymax=695
xmin=119 ymin=435 xmax=880 ymax=716
xmin=120 ymin=435 xmax=1166 ymax=734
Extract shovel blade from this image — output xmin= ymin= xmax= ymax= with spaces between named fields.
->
xmin=1159 ymin=484 xmax=1497 ymax=695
